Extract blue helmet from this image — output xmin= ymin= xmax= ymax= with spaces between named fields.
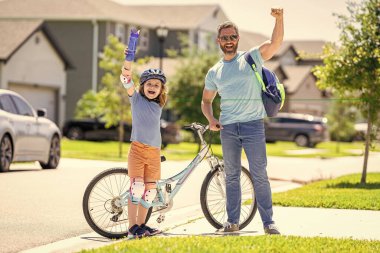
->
xmin=139 ymin=68 xmax=166 ymax=85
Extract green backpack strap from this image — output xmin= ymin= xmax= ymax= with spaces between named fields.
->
xmin=244 ymin=52 xmax=285 ymax=109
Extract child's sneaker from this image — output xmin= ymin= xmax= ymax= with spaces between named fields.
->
xmin=127 ymin=224 xmax=146 ymax=239
xmin=140 ymin=223 xmax=162 ymax=236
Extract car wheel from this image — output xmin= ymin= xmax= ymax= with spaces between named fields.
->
xmin=40 ymin=135 xmax=60 ymax=169
xmin=67 ymin=127 xmax=84 ymax=140
xmin=0 ymin=135 xmax=13 ymax=172
xmin=294 ymin=134 xmax=309 ymax=147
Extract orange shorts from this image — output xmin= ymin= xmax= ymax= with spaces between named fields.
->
xmin=128 ymin=141 xmax=161 ymax=182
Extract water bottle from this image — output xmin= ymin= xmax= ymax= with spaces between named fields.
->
xmin=125 ymin=28 xmax=139 ymax=62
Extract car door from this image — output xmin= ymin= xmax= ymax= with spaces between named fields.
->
xmin=10 ymin=95 xmax=44 ymax=157
xmin=265 ymin=117 xmax=291 ymax=141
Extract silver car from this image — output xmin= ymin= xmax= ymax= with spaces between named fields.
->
xmin=0 ymin=89 xmax=61 ymax=172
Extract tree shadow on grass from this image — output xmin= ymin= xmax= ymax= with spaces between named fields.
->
xmin=326 ymin=182 xmax=380 ymax=190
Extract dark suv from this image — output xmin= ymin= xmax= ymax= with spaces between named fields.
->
xmin=264 ymin=113 xmax=328 ymax=147
xmin=62 ymin=118 xmax=181 ymax=148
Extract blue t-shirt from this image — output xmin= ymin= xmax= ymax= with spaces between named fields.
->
xmin=205 ymin=48 xmax=266 ymax=125
xmin=129 ymin=92 xmax=162 ymax=148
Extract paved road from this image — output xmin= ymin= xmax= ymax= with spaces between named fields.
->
xmin=1 ymin=158 xmax=250 ymax=253
xmin=2 ymin=153 xmax=380 ymax=253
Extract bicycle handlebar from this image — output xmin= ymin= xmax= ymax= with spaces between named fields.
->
xmin=183 ymin=122 xmax=208 ymax=132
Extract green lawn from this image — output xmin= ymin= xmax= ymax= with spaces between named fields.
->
xmin=61 ymin=139 xmax=379 ymax=161
xmin=79 ymin=235 xmax=380 ymax=253
xmin=273 ymin=173 xmax=380 ymax=210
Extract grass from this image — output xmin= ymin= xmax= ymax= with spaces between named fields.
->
xmin=61 ymin=138 xmax=380 ymax=161
xmin=273 ymin=173 xmax=380 ymax=210
xmin=79 ymin=235 xmax=380 ymax=253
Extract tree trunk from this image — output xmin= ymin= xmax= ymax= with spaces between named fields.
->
xmin=361 ymin=104 xmax=372 ymax=184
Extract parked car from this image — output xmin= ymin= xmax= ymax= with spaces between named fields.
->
xmin=264 ymin=112 xmax=328 ymax=147
xmin=0 ymin=89 xmax=61 ymax=172
xmin=62 ymin=118 xmax=181 ymax=148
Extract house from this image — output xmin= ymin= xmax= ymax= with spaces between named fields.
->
xmin=0 ymin=0 xmax=228 ymax=125
xmin=0 ymin=0 xmax=328 ymax=124
xmin=238 ymin=33 xmax=328 ymax=116
xmin=0 ymin=20 xmax=70 ymax=126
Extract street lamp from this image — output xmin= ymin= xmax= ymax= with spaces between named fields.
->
xmin=156 ymin=24 xmax=169 ymax=70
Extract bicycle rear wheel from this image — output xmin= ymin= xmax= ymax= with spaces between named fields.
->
xmin=200 ymin=165 xmax=257 ymax=230
xmin=82 ymin=167 xmax=152 ymax=239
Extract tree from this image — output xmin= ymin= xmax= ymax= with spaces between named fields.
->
xmin=326 ymin=100 xmax=357 ymax=153
xmin=313 ymin=0 xmax=380 ymax=183
xmin=75 ymin=35 xmax=148 ymax=157
xmin=168 ymin=36 xmax=221 ymax=146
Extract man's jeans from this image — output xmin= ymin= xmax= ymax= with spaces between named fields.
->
xmin=220 ymin=119 xmax=274 ymax=227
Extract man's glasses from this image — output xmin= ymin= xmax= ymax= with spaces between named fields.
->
xmin=219 ymin=34 xmax=239 ymax=42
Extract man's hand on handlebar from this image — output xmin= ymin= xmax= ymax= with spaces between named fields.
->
xmin=209 ymin=119 xmax=223 ymax=131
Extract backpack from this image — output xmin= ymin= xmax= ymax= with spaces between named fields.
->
xmin=244 ymin=52 xmax=285 ymax=117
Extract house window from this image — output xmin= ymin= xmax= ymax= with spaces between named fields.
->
xmin=138 ymin=28 xmax=149 ymax=51
xmin=115 ymin=23 xmax=125 ymax=43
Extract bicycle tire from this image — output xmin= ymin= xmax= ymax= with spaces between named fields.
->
xmin=82 ymin=167 xmax=152 ymax=239
xmin=200 ymin=165 xmax=257 ymax=230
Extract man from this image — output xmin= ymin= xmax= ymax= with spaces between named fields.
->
xmin=201 ymin=8 xmax=284 ymax=235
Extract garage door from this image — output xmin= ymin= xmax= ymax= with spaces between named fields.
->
xmin=8 ymin=84 xmax=58 ymax=123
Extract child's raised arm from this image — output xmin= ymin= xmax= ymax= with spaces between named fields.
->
xmin=120 ymin=28 xmax=140 ymax=96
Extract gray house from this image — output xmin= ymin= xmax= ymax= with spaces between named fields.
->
xmin=0 ymin=0 xmax=329 ymax=124
xmin=0 ymin=0 xmax=228 ymax=125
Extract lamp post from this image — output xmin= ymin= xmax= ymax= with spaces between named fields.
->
xmin=156 ymin=24 xmax=169 ymax=70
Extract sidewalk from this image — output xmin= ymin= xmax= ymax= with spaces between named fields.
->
xmin=163 ymin=206 xmax=380 ymax=241
xmin=21 ymin=153 xmax=380 ymax=253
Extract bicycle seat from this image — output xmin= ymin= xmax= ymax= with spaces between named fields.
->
xmin=161 ymin=156 xmax=166 ymax=162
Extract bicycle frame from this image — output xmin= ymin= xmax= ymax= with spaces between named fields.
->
xmin=117 ymin=124 xmax=221 ymax=211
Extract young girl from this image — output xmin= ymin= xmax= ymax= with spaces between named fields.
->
xmin=120 ymin=49 xmax=167 ymax=239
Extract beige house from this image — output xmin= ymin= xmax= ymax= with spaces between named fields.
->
xmin=238 ymin=34 xmax=328 ymax=116
xmin=0 ymin=20 xmax=70 ymax=126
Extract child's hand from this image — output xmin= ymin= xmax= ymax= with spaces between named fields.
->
xmin=121 ymin=66 xmax=132 ymax=81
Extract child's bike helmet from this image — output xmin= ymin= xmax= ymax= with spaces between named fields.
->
xmin=139 ymin=68 xmax=166 ymax=85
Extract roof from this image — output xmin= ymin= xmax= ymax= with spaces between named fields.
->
xmin=0 ymin=0 xmax=133 ymax=22
xmin=124 ymin=5 xmax=223 ymax=29
xmin=282 ymin=65 xmax=313 ymax=93
xmin=0 ymin=19 xmax=72 ymax=68
xmin=279 ymin=40 xmax=326 ymax=60
xmin=237 ymin=30 xmax=269 ymax=51
xmin=0 ymin=20 xmax=43 ymax=60
xmin=0 ymin=0 xmax=222 ymax=29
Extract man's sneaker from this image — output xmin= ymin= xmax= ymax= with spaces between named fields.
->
xmin=127 ymin=224 xmax=146 ymax=239
xmin=215 ymin=222 xmax=239 ymax=234
xmin=140 ymin=224 xmax=162 ymax=236
xmin=264 ymin=224 xmax=281 ymax=235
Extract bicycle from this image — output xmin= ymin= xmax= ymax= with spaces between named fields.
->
xmin=82 ymin=122 xmax=257 ymax=239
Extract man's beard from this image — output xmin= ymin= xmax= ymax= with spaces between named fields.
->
xmin=220 ymin=43 xmax=238 ymax=55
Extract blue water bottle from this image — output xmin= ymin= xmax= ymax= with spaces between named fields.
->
xmin=125 ymin=28 xmax=139 ymax=61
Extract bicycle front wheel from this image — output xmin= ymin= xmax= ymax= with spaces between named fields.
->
xmin=200 ymin=165 xmax=257 ymax=230
xmin=82 ymin=167 xmax=152 ymax=239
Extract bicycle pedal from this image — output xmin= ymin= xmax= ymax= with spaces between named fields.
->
xmin=156 ymin=214 xmax=165 ymax=223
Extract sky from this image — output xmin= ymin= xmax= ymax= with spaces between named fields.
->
xmin=116 ymin=0 xmax=360 ymax=42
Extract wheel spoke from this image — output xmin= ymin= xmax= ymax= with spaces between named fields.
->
xmin=203 ymin=166 xmax=256 ymax=229
xmin=84 ymin=169 xmax=131 ymax=237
